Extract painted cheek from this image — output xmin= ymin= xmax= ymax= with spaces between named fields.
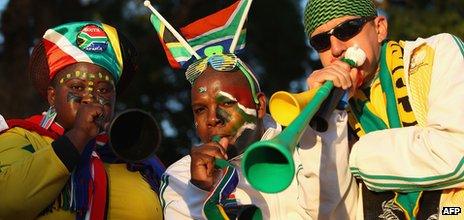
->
xmin=234 ymin=105 xmax=257 ymax=123
xmin=67 ymin=92 xmax=82 ymax=103
xmin=228 ymin=115 xmax=247 ymax=133
xmin=96 ymin=95 xmax=112 ymax=106
xmin=216 ymin=108 xmax=231 ymax=123
xmin=225 ymin=105 xmax=255 ymax=132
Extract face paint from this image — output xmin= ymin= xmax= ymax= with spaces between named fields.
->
xmin=96 ymin=96 xmax=111 ymax=106
xmin=59 ymin=70 xmax=115 ymax=106
xmin=216 ymin=91 xmax=258 ymax=142
xmin=58 ymin=71 xmax=115 ymax=86
xmin=217 ymin=91 xmax=257 ymax=118
xmin=216 ymin=108 xmax=232 ymax=123
xmin=67 ymin=92 xmax=83 ymax=103
xmin=198 ymin=87 xmax=207 ymax=93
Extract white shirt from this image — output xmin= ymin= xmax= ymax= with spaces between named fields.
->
xmin=160 ymin=114 xmax=358 ymax=219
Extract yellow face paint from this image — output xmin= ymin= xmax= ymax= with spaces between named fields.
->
xmin=58 ymin=71 xmax=114 ymax=86
xmin=60 ymin=71 xmax=115 ymax=106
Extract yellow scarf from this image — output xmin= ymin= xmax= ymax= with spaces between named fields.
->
xmin=348 ymin=41 xmax=417 ymax=136
xmin=348 ymin=41 xmax=422 ymax=219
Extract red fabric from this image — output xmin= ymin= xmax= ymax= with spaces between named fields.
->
xmin=90 ymin=155 xmax=107 ymax=220
xmin=180 ymin=0 xmax=240 ymax=39
xmin=43 ymin=39 xmax=78 ymax=80
xmin=160 ymin=40 xmax=182 ymax=69
xmin=5 ymin=115 xmax=64 ymax=139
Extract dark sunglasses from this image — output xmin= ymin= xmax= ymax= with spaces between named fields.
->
xmin=310 ymin=16 xmax=376 ymax=52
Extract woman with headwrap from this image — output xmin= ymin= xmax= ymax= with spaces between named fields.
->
xmin=0 ymin=21 xmax=164 ymax=220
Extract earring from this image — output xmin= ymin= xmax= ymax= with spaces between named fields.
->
xmin=40 ymin=106 xmax=57 ymax=129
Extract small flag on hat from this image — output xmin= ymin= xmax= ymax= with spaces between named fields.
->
xmin=145 ymin=0 xmax=252 ymax=69
xmin=180 ymin=0 xmax=251 ymax=58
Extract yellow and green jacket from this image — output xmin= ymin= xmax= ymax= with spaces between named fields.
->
xmin=0 ymin=115 xmax=163 ymax=220
xmin=348 ymin=34 xmax=464 ymax=219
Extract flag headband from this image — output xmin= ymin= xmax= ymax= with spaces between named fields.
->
xmin=185 ymin=47 xmax=261 ymax=104
xmin=144 ymin=0 xmax=260 ymax=104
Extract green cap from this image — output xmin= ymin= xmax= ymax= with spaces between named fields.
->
xmin=304 ymin=0 xmax=377 ymax=36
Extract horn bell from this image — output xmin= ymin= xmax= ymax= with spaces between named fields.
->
xmin=108 ymin=109 xmax=161 ymax=162
xmin=269 ymin=89 xmax=318 ymax=126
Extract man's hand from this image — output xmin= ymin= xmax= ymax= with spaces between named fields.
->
xmin=190 ymin=138 xmax=229 ymax=191
xmin=306 ymin=60 xmax=360 ymax=97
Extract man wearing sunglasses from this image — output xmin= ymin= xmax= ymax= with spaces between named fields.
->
xmin=304 ymin=0 xmax=464 ymax=219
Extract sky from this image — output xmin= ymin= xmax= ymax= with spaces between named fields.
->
xmin=0 ymin=0 xmax=7 ymax=11
xmin=0 ymin=0 xmax=7 ymax=44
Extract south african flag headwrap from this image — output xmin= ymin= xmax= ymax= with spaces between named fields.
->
xmin=29 ymin=21 xmax=137 ymax=98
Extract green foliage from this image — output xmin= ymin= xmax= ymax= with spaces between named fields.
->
xmin=386 ymin=4 xmax=464 ymax=41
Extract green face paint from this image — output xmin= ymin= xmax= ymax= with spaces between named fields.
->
xmin=215 ymin=91 xmax=258 ymax=142
xmin=217 ymin=108 xmax=232 ymax=123
xmin=67 ymin=92 xmax=82 ymax=103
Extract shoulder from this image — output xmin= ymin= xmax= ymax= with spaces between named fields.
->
xmin=0 ymin=114 xmax=7 ymax=132
xmin=159 ymin=155 xmax=192 ymax=201
xmin=405 ymin=33 xmax=463 ymax=53
xmin=162 ymin=155 xmax=192 ymax=184
xmin=422 ymin=33 xmax=461 ymax=45
xmin=0 ymin=127 xmax=37 ymax=143
xmin=0 ymin=128 xmax=32 ymax=155
xmin=165 ymin=155 xmax=191 ymax=175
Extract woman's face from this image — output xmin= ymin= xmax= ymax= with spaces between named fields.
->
xmin=47 ymin=62 xmax=116 ymax=130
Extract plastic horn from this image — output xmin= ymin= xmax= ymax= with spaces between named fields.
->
xmin=269 ymin=46 xmax=366 ymax=131
xmin=241 ymin=81 xmax=335 ymax=193
xmin=269 ymin=87 xmax=344 ymax=132
xmin=269 ymin=88 xmax=319 ymax=127
xmin=243 ymin=46 xmax=366 ymax=193
xmin=108 ymin=109 xmax=161 ymax=162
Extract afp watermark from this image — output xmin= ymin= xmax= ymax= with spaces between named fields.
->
xmin=442 ymin=207 xmax=461 ymax=215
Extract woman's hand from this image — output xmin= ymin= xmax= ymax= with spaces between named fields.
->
xmin=65 ymin=103 xmax=107 ymax=153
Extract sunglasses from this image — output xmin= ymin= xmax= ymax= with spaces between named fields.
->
xmin=310 ymin=16 xmax=376 ymax=52
xmin=185 ymin=53 xmax=260 ymax=104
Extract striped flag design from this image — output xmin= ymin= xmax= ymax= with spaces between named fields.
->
xmin=180 ymin=0 xmax=249 ymax=58
xmin=150 ymin=14 xmax=194 ymax=69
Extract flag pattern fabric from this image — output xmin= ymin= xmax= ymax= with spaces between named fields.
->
xmin=150 ymin=15 xmax=194 ymax=69
xmin=149 ymin=0 xmax=249 ymax=69
xmin=42 ymin=21 xmax=123 ymax=82
xmin=180 ymin=0 xmax=248 ymax=57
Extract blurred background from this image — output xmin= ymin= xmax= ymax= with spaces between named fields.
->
xmin=0 ymin=0 xmax=463 ymax=166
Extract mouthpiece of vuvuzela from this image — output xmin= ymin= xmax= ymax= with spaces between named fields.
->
xmin=342 ymin=45 xmax=366 ymax=67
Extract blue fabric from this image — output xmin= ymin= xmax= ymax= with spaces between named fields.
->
xmin=72 ymin=140 xmax=96 ymax=220
xmin=96 ymin=142 xmax=166 ymax=193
